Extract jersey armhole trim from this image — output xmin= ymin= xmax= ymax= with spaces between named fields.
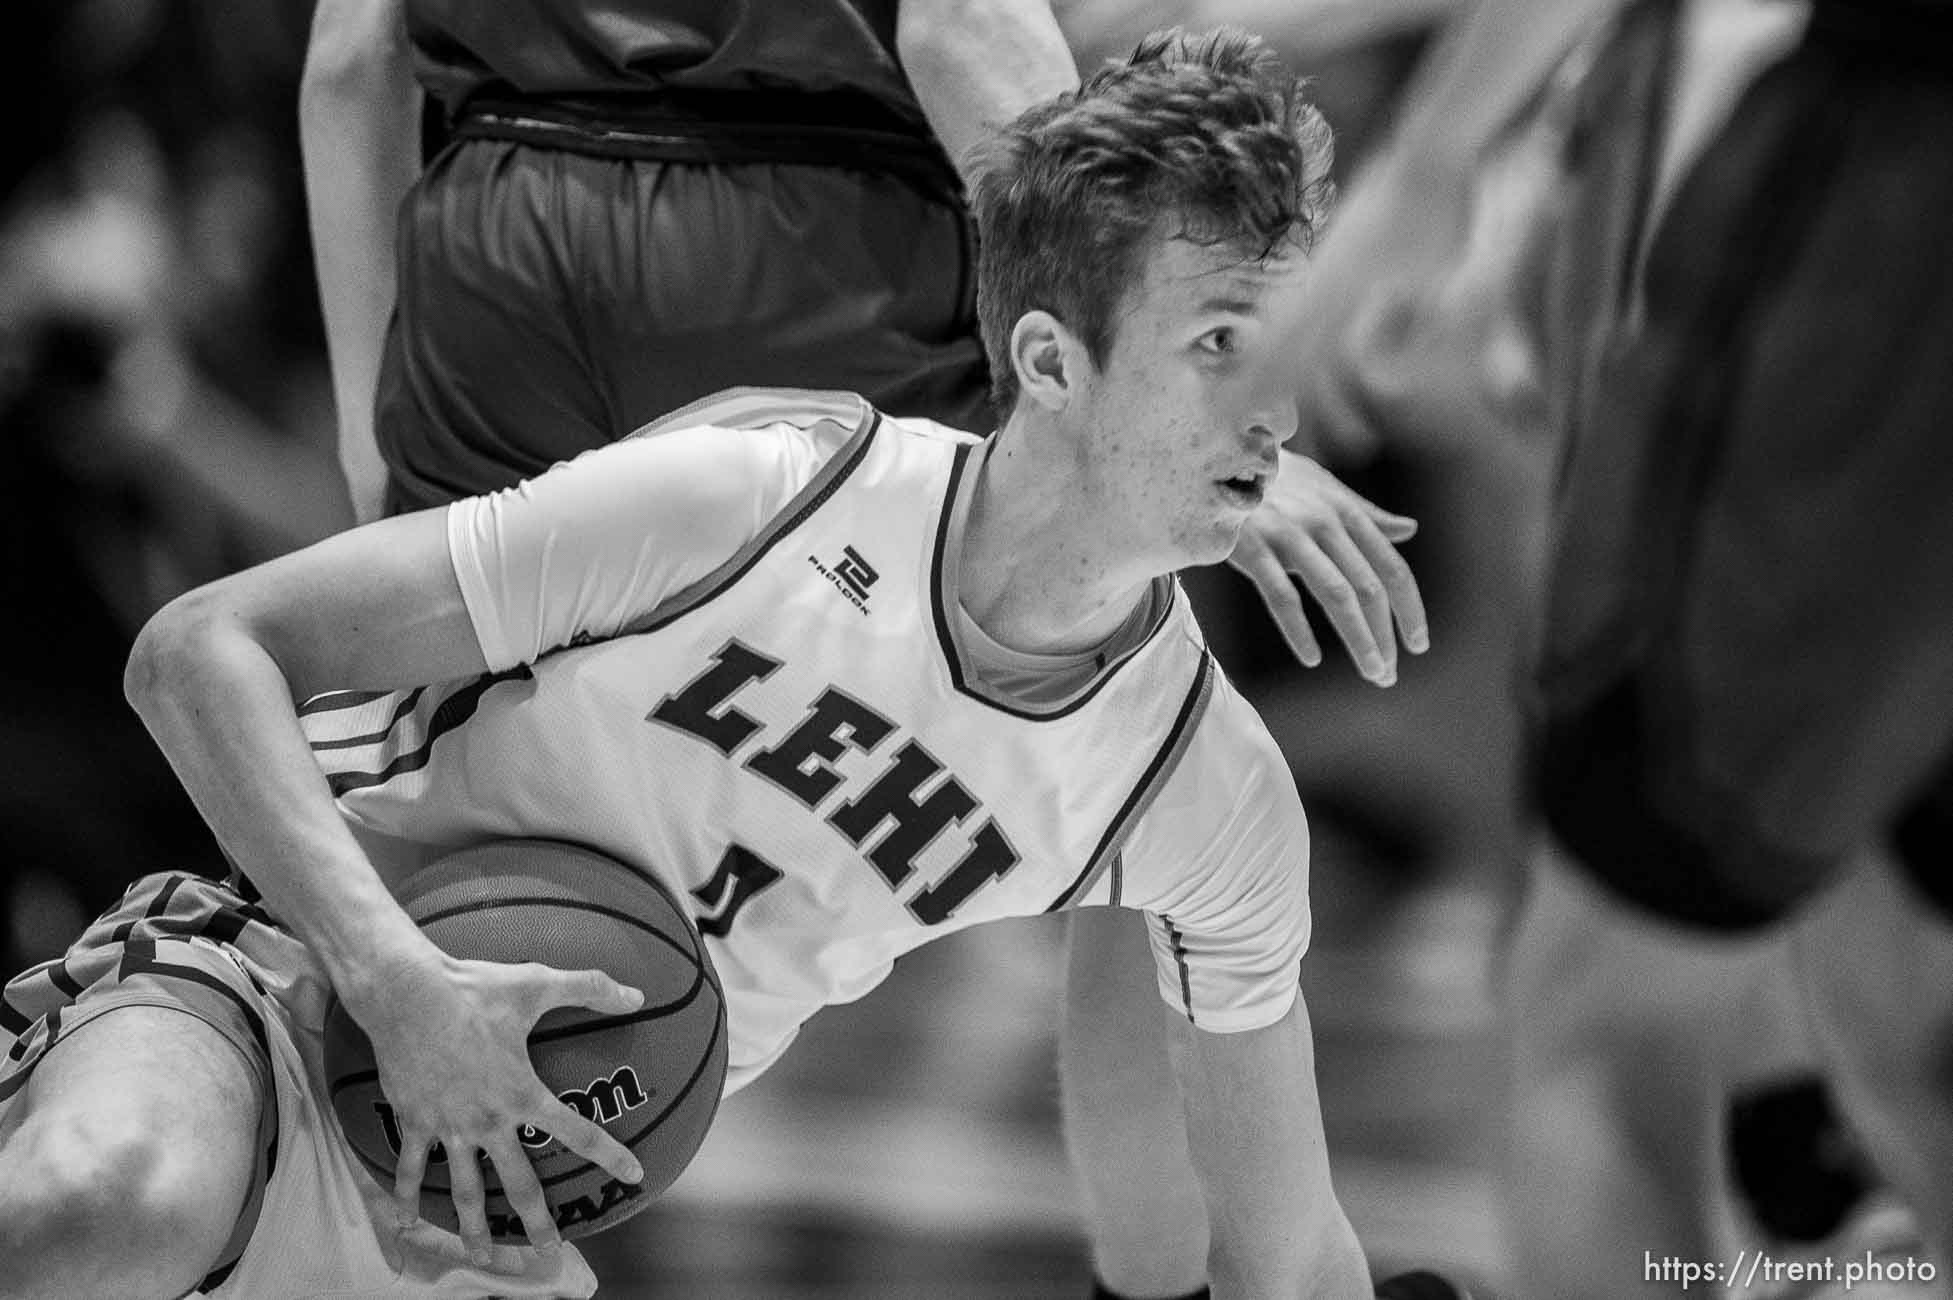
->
xmin=624 ymin=386 xmax=873 ymax=443
xmin=1044 ymin=652 xmax=1217 ymax=912
xmin=609 ymin=408 xmax=883 ymax=641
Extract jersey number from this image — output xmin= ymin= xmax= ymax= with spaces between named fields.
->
xmin=691 ymin=844 xmax=784 ymax=938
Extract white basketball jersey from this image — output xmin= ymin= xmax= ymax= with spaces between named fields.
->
xmin=303 ymin=390 xmax=1311 ymax=1092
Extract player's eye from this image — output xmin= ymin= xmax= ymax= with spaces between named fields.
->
xmin=1197 ymin=327 xmax=1236 ymax=355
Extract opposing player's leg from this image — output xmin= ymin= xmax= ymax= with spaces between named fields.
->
xmin=1795 ymin=850 xmax=1953 ymax=1271
xmin=1505 ymin=842 xmax=1790 ymax=1299
xmin=0 ymin=1001 xmax=264 ymax=1300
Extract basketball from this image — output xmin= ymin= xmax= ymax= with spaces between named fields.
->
xmin=322 ymin=839 xmax=728 ymax=1242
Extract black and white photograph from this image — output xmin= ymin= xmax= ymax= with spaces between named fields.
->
xmin=3 ymin=1 xmax=1950 ymax=1297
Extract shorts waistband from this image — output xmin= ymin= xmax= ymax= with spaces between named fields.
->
xmin=454 ymin=89 xmax=966 ymax=203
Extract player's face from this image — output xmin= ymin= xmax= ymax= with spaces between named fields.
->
xmin=1073 ymin=233 xmax=1303 ymax=567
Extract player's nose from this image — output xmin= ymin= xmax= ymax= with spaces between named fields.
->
xmin=1245 ymin=383 xmax=1300 ymax=446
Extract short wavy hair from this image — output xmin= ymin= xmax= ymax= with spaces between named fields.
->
xmin=971 ymin=27 xmax=1336 ymax=417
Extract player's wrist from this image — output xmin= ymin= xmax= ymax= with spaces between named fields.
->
xmin=319 ymin=920 xmax=447 ymax=1020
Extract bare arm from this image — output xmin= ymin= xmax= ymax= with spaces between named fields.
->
xmin=1218 ymin=0 xmax=1622 ymax=675
xmin=1064 ymin=935 xmax=1367 ymax=1300
xmin=1168 ymin=998 xmax=1369 ymax=1299
xmin=125 ymin=510 xmax=484 ymax=975
xmin=125 ymin=511 xmax=641 ymax=1260
xmin=1061 ymin=0 xmax=1459 ymax=67
xmin=1062 ymin=909 xmax=1212 ymax=1299
xmin=1391 ymin=0 xmax=1628 ymax=162
xmin=1261 ymin=0 xmax=1632 ymax=458
xmin=300 ymin=0 xmax=422 ymax=524
xmin=897 ymin=0 xmax=1080 ymax=189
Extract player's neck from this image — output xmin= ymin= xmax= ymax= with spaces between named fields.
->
xmin=956 ymin=420 xmax=1158 ymax=657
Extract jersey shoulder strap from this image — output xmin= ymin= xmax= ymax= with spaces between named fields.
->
xmin=615 ymin=389 xmax=893 ymax=638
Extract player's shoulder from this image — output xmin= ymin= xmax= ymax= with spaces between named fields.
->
xmin=1147 ymin=603 xmax=1296 ymax=789
xmin=626 ymin=386 xmax=983 ymax=473
xmin=628 ymin=386 xmax=875 ymax=442
xmin=607 ymin=387 xmax=875 ymax=500
xmin=1116 ymin=654 xmax=1307 ymax=918
xmin=1175 ymin=662 xmax=1302 ymax=815
xmin=877 ymin=409 xmax=989 ymax=448
xmin=1126 ymin=648 xmax=1304 ymax=860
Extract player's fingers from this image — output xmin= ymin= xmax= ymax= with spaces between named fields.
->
xmin=445 ymin=1135 xmax=494 ymax=1266
xmin=543 ymin=966 xmax=645 ymax=1017
xmin=544 ymin=1097 xmax=644 ymax=1188
xmin=1288 ymin=538 xmax=1392 ymax=684
xmin=483 ymin=1133 xmax=561 ymax=1257
xmin=1319 ymin=525 xmax=1399 ymax=681
xmin=1346 ymin=510 xmax=1430 ymax=655
xmin=1363 ymin=500 xmax=1419 ymax=543
xmin=1233 ymin=536 xmax=1322 ymax=668
xmin=393 ymin=1128 xmax=432 ymax=1227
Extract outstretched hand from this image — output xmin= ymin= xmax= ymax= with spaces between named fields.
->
xmin=342 ymin=947 xmax=646 ymax=1266
xmin=1227 ymin=450 xmax=1429 ymax=684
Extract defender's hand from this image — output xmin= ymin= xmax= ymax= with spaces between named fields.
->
xmin=341 ymin=946 xmax=645 ymax=1265
xmin=1227 ymin=450 xmax=1429 ymax=684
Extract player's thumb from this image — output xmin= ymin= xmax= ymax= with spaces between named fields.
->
xmin=1367 ymin=504 xmax=1419 ymax=542
xmin=555 ymin=967 xmax=645 ymax=1015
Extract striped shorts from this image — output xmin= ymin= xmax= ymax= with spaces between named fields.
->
xmin=1 ymin=871 xmax=598 ymax=1298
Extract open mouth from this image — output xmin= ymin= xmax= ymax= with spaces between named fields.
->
xmin=1218 ymin=474 xmax=1267 ymax=508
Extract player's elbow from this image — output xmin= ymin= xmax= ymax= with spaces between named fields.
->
xmin=125 ymin=586 xmax=227 ymax=721
xmin=300 ymin=0 xmax=409 ymax=103
xmin=895 ymin=0 xmax=979 ymax=83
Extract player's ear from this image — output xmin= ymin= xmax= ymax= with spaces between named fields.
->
xmin=1009 ymin=310 xmax=1082 ymax=413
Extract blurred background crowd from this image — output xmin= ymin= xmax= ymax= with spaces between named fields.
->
xmin=0 ymin=0 xmax=1807 ymax=1295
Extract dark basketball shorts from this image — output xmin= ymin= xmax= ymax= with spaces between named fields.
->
xmin=1531 ymin=23 xmax=1953 ymax=932
xmin=0 ymin=872 xmax=598 ymax=1298
xmin=376 ymin=136 xmax=991 ymax=513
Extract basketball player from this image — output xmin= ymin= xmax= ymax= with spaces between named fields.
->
xmin=1295 ymin=2 xmax=1953 ymax=1294
xmin=300 ymin=0 xmax=1077 ymax=523
xmin=1070 ymin=2 xmax=1953 ymax=1297
xmin=300 ymin=0 xmax=1426 ymax=680
xmin=0 ymin=30 xmax=1409 ymax=1298
xmin=306 ymin=6 xmax=1431 ymax=1294
xmin=1503 ymin=0 xmax=1953 ymax=1288
xmin=304 ymin=8 xmax=1431 ymax=1296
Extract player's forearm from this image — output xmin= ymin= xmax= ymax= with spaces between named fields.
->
xmin=1265 ymin=0 xmax=1622 ymax=408
xmin=300 ymin=0 xmax=421 ymax=524
xmin=897 ymin=0 xmax=1079 ymax=189
xmin=1320 ymin=0 xmax=1620 ymax=300
xmin=124 ymin=585 xmax=431 ymax=995
xmin=1169 ymin=1001 xmax=1369 ymax=1299
xmin=1061 ymin=910 xmax=1211 ymax=1296
xmin=1188 ymin=0 xmax=1460 ymax=60
xmin=1392 ymin=0 xmax=1630 ymax=165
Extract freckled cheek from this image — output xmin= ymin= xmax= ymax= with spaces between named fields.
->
xmin=1209 ymin=372 xmax=1258 ymax=421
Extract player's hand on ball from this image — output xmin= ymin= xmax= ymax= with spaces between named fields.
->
xmin=338 ymin=944 xmax=645 ymax=1265
xmin=1227 ymin=450 xmax=1428 ymax=684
